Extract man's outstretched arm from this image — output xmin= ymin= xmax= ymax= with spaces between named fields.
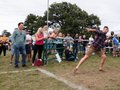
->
xmin=86 ymin=28 xmax=96 ymax=32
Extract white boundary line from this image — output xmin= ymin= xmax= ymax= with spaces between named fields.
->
xmin=0 ymin=68 xmax=87 ymax=90
xmin=0 ymin=68 xmax=37 ymax=75
xmin=37 ymin=68 xmax=87 ymax=90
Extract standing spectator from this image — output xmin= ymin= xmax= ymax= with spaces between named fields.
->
xmin=111 ymin=31 xmax=114 ymax=39
xmin=9 ymin=29 xmax=18 ymax=64
xmin=0 ymin=35 xmax=3 ymax=55
xmin=56 ymin=32 xmax=64 ymax=58
xmin=110 ymin=31 xmax=115 ymax=54
xmin=78 ymin=35 xmax=83 ymax=53
xmin=64 ymin=33 xmax=74 ymax=50
xmin=74 ymin=26 xmax=109 ymax=73
xmin=31 ymin=35 xmax=36 ymax=50
xmin=82 ymin=35 xmax=88 ymax=55
xmin=1 ymin=33 xmax=9 ymax=56
xmin=12 ymin=22 xmax=26 ymax=68
xmin=32 ymin=27 xmax=46 ymax=66
xmin=112 ymin=34 xmax=119 ymax=57
xmin=43 ymin=25 xmax=49 ymax=38
xmin=105 ymin=36 xmax=111 ymax=47
xmin=88 ymin=35 xmax=94 ymax=54
xmin=47 ymin=29 xmax=58 ymax=53
xmin=26 ymin=30 xmax=32 ymax=62
xmin=104 ymin=36 xmax=112 ymax=53
xmin=73 ymin=33 xmax=79 ymax=59
xmin=9 ymin=35 xmax=14 ymax=65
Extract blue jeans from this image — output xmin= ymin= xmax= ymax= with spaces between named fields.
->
xmin=14 ymin=44 xmax=26 ymax=65
xmin=73 ymin=43 xmax=79 ymax=58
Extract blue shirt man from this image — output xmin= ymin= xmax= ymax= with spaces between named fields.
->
xmin=12 ymin=22 xmax=26 ymax=68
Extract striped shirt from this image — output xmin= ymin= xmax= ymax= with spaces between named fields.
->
xmin=92 ymin=29 xmax=107 ymax=51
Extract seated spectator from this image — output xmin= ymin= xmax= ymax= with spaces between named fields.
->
xmin=65 ymin=46 xmax=76 ymax=61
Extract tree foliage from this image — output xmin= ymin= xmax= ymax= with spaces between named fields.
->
xmin=44 ymin=2 xmax=101 ymax=36
xmin=2 ymin=30 xmax=11 ymax=37
xmin=24 ymin=14 xmax=37 ymax=35
xmin=24 ymin=2 xmax=101 ymax=36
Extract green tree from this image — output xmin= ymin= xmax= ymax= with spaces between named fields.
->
xmin=86 ymin=14 xmax=101 ymax=28
xmin=2 ymin=30 xmax=11 ymax=37
xmin=35 ymin=16 xmax=45 ymax=30
xmin=24 ymin=14 xmax=37 ymax=35
xmin=24 ymin=2 xmax=101 ymax=36
xmin=24 ymin=14 xmax=46 ymax=35
xmin=43 ymin=2 xmax=101 ymax=36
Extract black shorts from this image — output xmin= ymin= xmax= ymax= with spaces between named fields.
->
xmin=26 ymin=44 xmax=31 ymax=54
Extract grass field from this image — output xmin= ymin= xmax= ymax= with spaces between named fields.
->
xmin=0 ymin=51 xmax=120 ymax=90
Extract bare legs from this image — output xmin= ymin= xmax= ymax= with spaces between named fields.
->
xmin=99 ymin=54 xmax=106 ymax=71
xmin=74 ymin=54 xmax=107 ymax=73
xmin=26 ymin=53 xmax=31 ymax=62
xmin=74 ymin=55 xmax=89 ymax=73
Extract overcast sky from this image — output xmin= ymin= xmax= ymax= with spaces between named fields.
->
xmin=0 ymin=0 xmax=120 ymax=35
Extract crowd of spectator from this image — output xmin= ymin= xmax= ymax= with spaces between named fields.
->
xmin=0 ymin=22 xmax=120 ymax=68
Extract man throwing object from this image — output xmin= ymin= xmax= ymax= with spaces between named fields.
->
xmin=74 ymin=26 xmax=109 ymax=73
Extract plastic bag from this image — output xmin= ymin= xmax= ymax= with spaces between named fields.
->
xmin=55 ymin=52 xmax=62 ymax=63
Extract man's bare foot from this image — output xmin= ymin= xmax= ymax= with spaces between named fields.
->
xmin=99 ymin=68 xmax=105 ymax=72
xmin=73 ymin=67 xmax=78 ymax=74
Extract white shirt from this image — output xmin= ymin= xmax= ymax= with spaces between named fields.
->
xmin=26 ymin=34 xmax=32 ymax=44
